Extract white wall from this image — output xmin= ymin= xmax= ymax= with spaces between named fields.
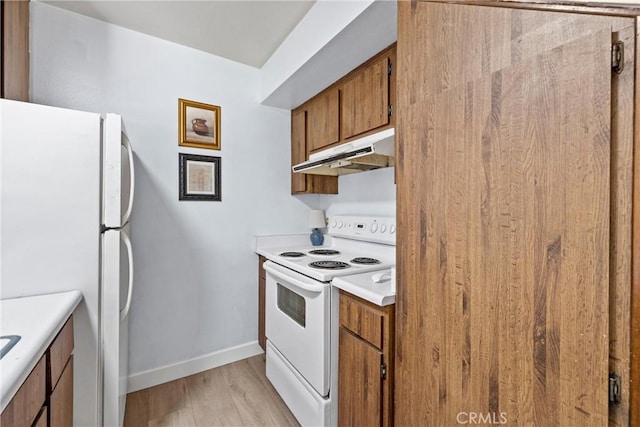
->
xmin=29 ymin=2 xmax=315 ymax=377
xmin=29 ymin=1 xmax=396 ymax=385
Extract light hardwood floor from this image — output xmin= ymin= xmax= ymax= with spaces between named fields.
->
xmin=124 ymin=355 xmax=299 ymax=427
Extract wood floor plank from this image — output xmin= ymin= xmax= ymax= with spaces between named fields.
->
xmin=148 ymin=408 xmax=197 ymax=427
xmin=228 ymin=358 xmax=298 ymax=427
xmin=125 ymin=355 xmax=298 ymax=427
xmin=186 ymin=363 xmax=246 ymax=426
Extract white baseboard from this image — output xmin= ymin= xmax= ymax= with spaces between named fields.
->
xmin=127 ymin=341 xmax=264 ymax=393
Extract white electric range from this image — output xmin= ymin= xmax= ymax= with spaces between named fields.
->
xmin=259 ymin=215 xmax=395 ymax=426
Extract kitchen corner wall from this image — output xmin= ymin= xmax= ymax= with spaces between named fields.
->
xmin=29 ymin=3 xmax=314 ymax=379
xmin=29 ymin=2 xmax=397 ymax=387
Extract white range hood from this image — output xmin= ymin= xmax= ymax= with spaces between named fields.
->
xmin=292 ymin=128 xmax=395 ymax=176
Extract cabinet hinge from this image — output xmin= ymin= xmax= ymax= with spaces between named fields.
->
xmin=609 ymin=373 xmax=621 ymax=405
xmin=380 ymin=362 xmax=387 ymax=380
xmin=388 ymin=63 xmax=392 ymax=76
xmin=612 ymin=41 xmax=624 ymax=74
xmin=388 ymin=104 xmax=393 ymax=117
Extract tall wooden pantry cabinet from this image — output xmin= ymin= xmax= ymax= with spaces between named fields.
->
xmin=395 ymin=1 xmax=639 ymax=426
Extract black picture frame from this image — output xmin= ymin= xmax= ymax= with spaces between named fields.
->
xmin=179 ymin=153 xmax=221 ymax=201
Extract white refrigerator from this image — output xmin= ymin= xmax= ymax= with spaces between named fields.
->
xmin=0 ymin=99 xmax=135 ymax=426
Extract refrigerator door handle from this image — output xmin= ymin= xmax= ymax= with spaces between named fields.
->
xmin=120 ymin=230 xmax=134 ymax=321
xmin=121 ymin=132 xmax=135 ymax=226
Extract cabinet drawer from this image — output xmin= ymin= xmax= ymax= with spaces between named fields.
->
xmin=0 ymin=355 xmax=46 ymax=427
xmin=33 ymin=406 xmax=47 ymax=427
xmin=340 ymin=291 xmax=384 ymax=349
xmin=50 ymin=356 xmax=73 ymax=427
xmin=50 ymin=316 xmax=73 ymax=390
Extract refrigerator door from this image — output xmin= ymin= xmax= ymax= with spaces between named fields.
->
xmin=103 ymin=114 xmax=135 ymax=229
xmin=102 ymin=226 xmax=133 ymax=427
xmin=1 ymin=99 xmax=101 ymax=426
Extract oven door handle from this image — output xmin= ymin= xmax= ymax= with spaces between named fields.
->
xmin=263 ymin=261 xmax=324 ymax=294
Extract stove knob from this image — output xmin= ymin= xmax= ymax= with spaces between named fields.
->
xmin=380 ymin=224 xmax=387 ymax=233
xmin=390 ymin=224 xmax=396 ymax=234
xmin=371 ymin=223 xmax=378 ymax=233
xmin=338 ymin=222 xmax=343 ymax=229
xmin=332 ymin=221 xmax=337 ymax=228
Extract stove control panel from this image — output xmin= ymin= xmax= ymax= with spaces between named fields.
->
xmin=327 ymin=215 xmax=396 ymax=245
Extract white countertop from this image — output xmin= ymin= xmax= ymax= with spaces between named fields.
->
xmin=0 ymin=290 xmax=82 ymax=412
xmin=332 ymin=269 xmax=396 ymax=306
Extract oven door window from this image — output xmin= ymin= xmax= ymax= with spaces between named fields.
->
xmin=277 ymin=283 xmax=305 ymax=327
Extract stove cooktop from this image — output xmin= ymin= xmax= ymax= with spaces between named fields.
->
xmin=258 ymin=215 xmax=396 ymax=282
xmin=263 ymin=244 xmax=393 ymax=282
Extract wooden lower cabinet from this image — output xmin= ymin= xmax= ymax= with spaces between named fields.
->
xmin=50 ymin=357 xmax=73 ymax=427
xmin=33 ymin=407 xmax=48 ymax=427
xmin=0 ymin=316 xmax=74 ymax=427
xmin=0 ymin=355 xmax=46 ymax=427
xmin=338 ymin=291 xmax=394 ymax=427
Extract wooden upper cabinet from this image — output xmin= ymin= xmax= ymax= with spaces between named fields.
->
xmin=1 ymin=0 xmax=30 ymax=101
xmin=341 ymin=55 xmax=390 ymax=140
xmin=306 ymin=89 xmax=340 ymax=153
xmin=291 ymin=107 xmax=338 ymax=195
xmin=289 ymin=43 xmax=395 ymax=194
xmin=291 ymin=110 xmax=308 ymax=194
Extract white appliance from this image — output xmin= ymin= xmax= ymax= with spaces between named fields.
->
xmin=261 ymin=215 xmax=395 ymax=426
xmin=292 ymin=128 xmax=395 ymax=176
xmin=0 ymin=99 xmax=135 ymax=426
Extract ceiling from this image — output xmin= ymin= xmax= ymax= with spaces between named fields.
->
xmin=41 ymin=0 xmax=317 ymax=68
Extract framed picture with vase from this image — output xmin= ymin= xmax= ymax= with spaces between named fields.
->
xmin=178 ymin=98 xmax=221 ymax=150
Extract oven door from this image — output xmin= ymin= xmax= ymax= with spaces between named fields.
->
xmin=264 ymin=260 xmax=330 ymax=397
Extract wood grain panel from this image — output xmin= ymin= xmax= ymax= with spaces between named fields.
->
xmin=290 ymin=107 xmax=338 ymax=195
xmin=49 ymin=316 xmax=73 ymax=390
xmin=396 ymin=3 xmax=619 ymax=425
xmin=608 ymin=23 xmax=635 ymax=427
xmin=340 ymin=290 xmax=384 ymax=349
xmin=291 ymin=110 xmax=307 ymax=194
xmin=258 ymin=255 xmax=266 ymax=351
xmin=33 ymin=407 xmax=47 ymax=427
xmin=338 ymin=328 xmax=382 ymax=427
xmin=0 ymin=355 xmax=46 ymax=427
xmin=341 ymin=55 xmax=390 ymax=139
xmin=307 ymin=89 xmax=340 ymax=153
xmin=632 ymin=15 xmax=640 ymax=427
xmin=1 ymin=0 xmax=29 ymax=101
xmin=305 ymin=174 xmax=338 ymax=194
xmin=338 ymin=290 xmax=395 ymax=427
xmin=50 ymin=357 xmax=73 ymax=427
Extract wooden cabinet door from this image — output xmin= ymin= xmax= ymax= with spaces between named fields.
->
xmin=291 ymin=110 xmax=307 ymax=194
xmin=306 ymin=89 xmax=340 ymax=153
xmin=50 ymin=357 xmax=73 ymax=427
xmin=396 ymin=2 xmax=632 ymax=426
xmin=341 ymin=55 xmax=389 ymax=140
xmin=1 ymin=0 xmax=29 ymax=101
xmin=338 ymin=327 xmax=382 ymax=427
xmin=0 ymin=356 xmax=46 ymax=427
xmin=290 ymin=108 xmax=338 ymax=195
